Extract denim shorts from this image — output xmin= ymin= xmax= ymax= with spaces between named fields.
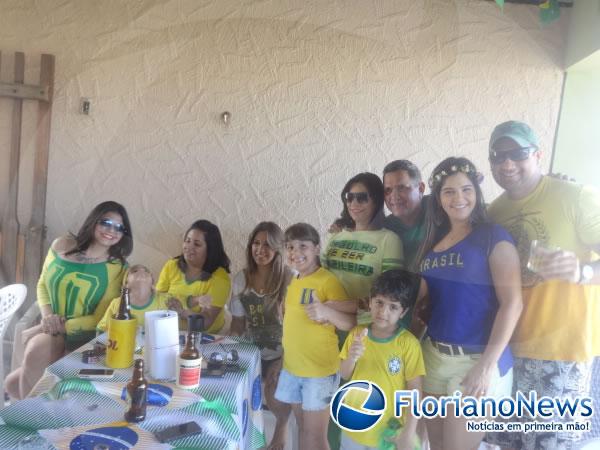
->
xmin=274 ymin=368 xmax=340 ymax=411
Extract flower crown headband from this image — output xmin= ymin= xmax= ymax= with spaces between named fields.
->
xmin=428 ymin=163 xmax=481 ymax=189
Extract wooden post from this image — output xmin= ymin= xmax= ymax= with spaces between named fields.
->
xmin=21 ymin=54 xmax=55 ymax=312
xmin=0 ymin=52 xmax=55 ymax=371
xmin=0 ymin=52 xmax=24 ymax=284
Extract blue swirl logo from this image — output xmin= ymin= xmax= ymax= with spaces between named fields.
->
xmin=330 ymin=380 xmax=386 ymax=432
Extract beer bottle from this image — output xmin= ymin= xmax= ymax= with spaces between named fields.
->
xmin=177 ymin=332 xmax=202 ymax=389
xmin=115 ymin=287 xmax=132 ymax=320
xmin=124 ymin=358 xmax=147 ymax=422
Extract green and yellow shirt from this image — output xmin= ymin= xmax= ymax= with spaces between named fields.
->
xmin=37 ymin=249 xmax=127 ymax=350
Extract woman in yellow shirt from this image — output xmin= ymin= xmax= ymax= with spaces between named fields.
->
xmin=157 ymin=220 xmax=232 ymax=333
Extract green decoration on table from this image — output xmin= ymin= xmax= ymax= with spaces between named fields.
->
xmin=540 ymin=0 xmax=560 ymax=24
xmin=46 ymin=378 xmax=95 ymax=400
xmin=185 ymin=397 xmax=239 ymax=438
xmin=249 ymin=424 xmax=268 ymax=449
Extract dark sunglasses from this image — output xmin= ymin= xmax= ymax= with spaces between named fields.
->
xmin=97 ymin=218 xmax=126 ymax=234
xmin=344 ymin=192 xmax=370 ymax=204
xmin=489 ymin=146 xmax=537 ymax=164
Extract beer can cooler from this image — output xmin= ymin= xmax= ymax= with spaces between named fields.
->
xmin=106 ymin=317 xmax=138 ymax=368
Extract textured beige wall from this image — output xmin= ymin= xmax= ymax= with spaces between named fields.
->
xmin=0 ymin=0 xmax=568 ymax=275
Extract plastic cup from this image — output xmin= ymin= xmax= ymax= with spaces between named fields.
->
xmin=527 ymin=240 xmax=560 ymax=273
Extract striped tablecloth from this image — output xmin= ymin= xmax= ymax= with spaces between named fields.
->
xmin=0 ymin=335 xmax=266 ymax=450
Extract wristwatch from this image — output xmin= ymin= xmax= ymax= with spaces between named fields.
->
xmin=579 ymin=264 xmax=594 ymax=284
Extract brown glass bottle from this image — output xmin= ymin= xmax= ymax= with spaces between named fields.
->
xmin=177 ymin=332 xmax=202 ymax=389
xmin=114 ymin=287 xmax=132 ymax=320
xmin=124 ymin=358 xmax=147 ymax=422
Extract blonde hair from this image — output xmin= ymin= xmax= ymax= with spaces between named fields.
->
xmin=125 ymin=264 xmax=155 ymax=292
xmin=244 ymin=222 xmax=292 ymax=310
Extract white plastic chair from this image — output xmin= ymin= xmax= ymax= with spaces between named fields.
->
xmin=0 ymin=284 xmax=27 ymax=406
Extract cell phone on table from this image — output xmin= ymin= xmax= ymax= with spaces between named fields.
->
xmin=78 ymin=368 xmax=115 ymax=379
xmin=154 ymin=421 xmax=202 ymax=443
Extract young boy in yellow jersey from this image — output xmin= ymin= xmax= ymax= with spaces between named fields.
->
xmin=339 ymin=269 xmax=425 ymax=450
xmin=97 ymin=264 xmax=169 ymax=332
xmin=275 ymin=223 xmax=356 ymax=450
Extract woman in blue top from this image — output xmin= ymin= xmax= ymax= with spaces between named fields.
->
xmin=412 ymin=157 xmax=522 ymax=450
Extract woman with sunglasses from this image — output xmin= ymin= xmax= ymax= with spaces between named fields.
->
xmin=321 ymin=173 xmax=403 ymax=450
xmin=322 ymin=172 xmax=404 ymax=321
xmin=157 ymin=220 xmax=231 ymax=334
xmin=411 ymin=157 xmax=522 ymax=450
xmin=5 ymin=201 xmax=132 ymax=399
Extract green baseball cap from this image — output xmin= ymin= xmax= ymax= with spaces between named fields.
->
xmin=489 ymin=121 xmax=539 ymax=152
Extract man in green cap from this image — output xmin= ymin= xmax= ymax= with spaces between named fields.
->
xmin=486 ymin=120 xmax=600 ymax=449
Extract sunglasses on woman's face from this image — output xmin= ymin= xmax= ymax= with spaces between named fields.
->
xmin=97 ymin=218 xmax=126 ymax=234
xmin=344 ymin=192 xmax=370 ymax=204
xmin=489 ymin=146 xmax=537 ymax=165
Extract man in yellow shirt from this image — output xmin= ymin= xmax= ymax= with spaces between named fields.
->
xmin=486 ymin=121 xmax=600 ymax=450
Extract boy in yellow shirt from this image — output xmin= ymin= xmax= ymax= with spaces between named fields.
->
xmin=339 ymin=270 xmax=425 ymax=450
xmin=97 ymin=264 xmax=169 ymax=332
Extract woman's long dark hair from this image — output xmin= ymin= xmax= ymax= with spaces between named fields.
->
xmin=176 ymin=219 xmax=231 ymax=278
xmin=244 ymin=222 xmax=292 ymax=310
xmin=335 ymin=172 xmax=385 ymax=230
xmin=413 ymin=157 xmax=488 ymax=271
xmin=65 ymin=201 xmax=132 ymax=265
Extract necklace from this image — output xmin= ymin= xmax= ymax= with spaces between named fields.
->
xmin=253 ymin=282 xmax=266 ymax=294
xmin=247 ymin=268 xmax=270 ymax=295
xmin=74 ymin=252 xmax=102 ymax=263
xmin=251 ymin=277 xmax=268 ymax=295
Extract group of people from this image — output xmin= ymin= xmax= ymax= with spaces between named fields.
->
xmin=4 ymin=120 xmax=599 ymax=450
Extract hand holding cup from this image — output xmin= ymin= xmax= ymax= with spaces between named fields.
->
xmin=527 ymin=240 xmax=580 ymax=283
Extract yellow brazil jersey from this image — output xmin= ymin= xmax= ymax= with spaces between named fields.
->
xmin=322 ymin=229 xmax=404 ymax=300
xmin=489 ymin=176 xmax=600 ymax=361
xmin=339 ymin=325 xmax=425 ymax=447
xmin=37 ymin=249 xmax=127 ymax=349
xmin=156 ymin=258 xmax=231 ymax=333
xmin=96 ymin=292 xmax=170 ymax=332
xmin=282 ymin=267 xmax=350 ymax=377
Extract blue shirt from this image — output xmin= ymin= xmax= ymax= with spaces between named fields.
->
xmin=420 ymin=223 xmax=514 ymax=375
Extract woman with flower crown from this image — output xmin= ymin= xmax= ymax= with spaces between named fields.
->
xmin=411 ymin=157 xmax=522 ymax=450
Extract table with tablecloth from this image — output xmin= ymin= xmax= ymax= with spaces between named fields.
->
xmin=0 ymin=335 xmax=265 ymax=449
